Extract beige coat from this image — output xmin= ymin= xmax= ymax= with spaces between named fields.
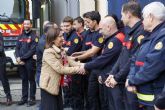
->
xmin=40 ymin=45 xmax=81 ymax=95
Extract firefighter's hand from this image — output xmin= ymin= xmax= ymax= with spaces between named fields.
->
xmin=77 ymin=64 xmax=86 ymax=75
xmin=98 ymin=76 xmax=103 ymax=84
xmin=16 ymin=57 xmax=21 ymax=63
xmin=154 ymin=105 xmax=161 ymax=110
xmin=19 ymin=61 xmax=25 ymax=65
xmin=125 ymin=79 xmax=129 ymax=88
xmin=127 ymin=86 xmax=137 ymax=93
xmin=33 ymin=55 xmax=37 ymax=60
xmin=105 ymin=75 xmax=113 ymax=87
xmin=109 ymin=77 xmax=118 ymax=88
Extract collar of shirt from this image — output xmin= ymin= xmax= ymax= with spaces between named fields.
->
xmin=128 ymin=21 xmax=142 ymax=36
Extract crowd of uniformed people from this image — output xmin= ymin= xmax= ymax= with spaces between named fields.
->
xmin=0 ymin=1 xmax=165 ymax=110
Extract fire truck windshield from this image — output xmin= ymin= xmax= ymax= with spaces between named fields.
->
xmin=0 ymin=0 xmax=23 ymax=20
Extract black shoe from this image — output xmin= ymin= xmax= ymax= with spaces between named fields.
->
xmin=6 ymin=98 xmax=12 ymax=106
xmin=27 ymin=99 xmax=36 ymax=107
xmin=17 ymin=99 xmax=27 ymax=105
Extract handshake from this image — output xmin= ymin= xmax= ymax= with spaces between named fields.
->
xmin=76 ymin=64 xmax=86 ymax=75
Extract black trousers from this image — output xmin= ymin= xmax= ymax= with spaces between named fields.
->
xmin=71 ymin=74 xmax=84 ymax=110
xmin=125 ymin=90 xmax=139 ymax=110
xmin=107 ymin=84 xmax=126 ymax=110
xmin=88 ymin=72 xmax=100 ymax=110
xmin=18 ymin=60 xmax=36 ymax=101
xmin=41 ymin=89 xmax=63 ymax=110
xmin=0 ymin=57 xmax=11 ymax=99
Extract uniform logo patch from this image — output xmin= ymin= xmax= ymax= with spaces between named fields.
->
xmin=74 ymin=38 xmax=79 ymax=44
xmin=108 ymin=42 xmax=113 ymax=49
xmin=137 ymin=35 xmax=144 ymax=44
xmin=154 ymin=42 xmax=163 ymax=50
xmin=35 ymin=38 xmax=38 ymax=42
xmin=98 ymin=37 xmax=104 ymax=43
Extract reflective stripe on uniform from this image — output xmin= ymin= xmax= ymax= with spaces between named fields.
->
xmin=136 ymin=92 xmax=154 ymax=102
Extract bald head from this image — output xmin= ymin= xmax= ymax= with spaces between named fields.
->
xmin=102 ymin=16 xmax=117 ymax=27
xmin=99 ymin=16 xmax=118 ymax=37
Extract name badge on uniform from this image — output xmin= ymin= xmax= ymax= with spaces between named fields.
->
xmin=98 ymin=37 xmax=104 ymax=44
xmin=108 ymin=42 xmax=113 ymax=49
xmin=154 ymin=42 xmax=163 ymax=50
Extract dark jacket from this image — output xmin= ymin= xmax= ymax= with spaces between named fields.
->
xmin=110 ymin=21 xmax=147 ymax=83
xmin=15 ymin=30 xmax=37 ymax=61
xmin=128 ymin=22 xmax=165 ymax=106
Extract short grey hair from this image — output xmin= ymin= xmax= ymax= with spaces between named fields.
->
xmin=142 ymin=2 xmax=165 ymax=21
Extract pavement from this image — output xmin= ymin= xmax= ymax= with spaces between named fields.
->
xmin=0 ymin=75 xmax=72 ymax=110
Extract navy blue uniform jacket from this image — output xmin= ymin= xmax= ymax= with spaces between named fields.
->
xmin=110 ymin=21 xmax=147 ymax=83
xmin=15 ymin=30 xmax=37 ymax=61
xmin=84 ymin=31 xmax=125 ymax=78
xmin=128 ymin=22 xmax=165 ymax=106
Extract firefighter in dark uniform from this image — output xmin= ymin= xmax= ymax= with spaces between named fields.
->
xmin=70 ymin=16 xmax=87 ymax=110
xmin=62 ymin=16 xmax=82 ymax=109
xmin=127 ymin=2 xmax=165 ymax=110
xmin=72 ymin=11 xmax=105 ymax=110
xmin=15 ymin=20 xmax=37 ymax=106
xmin=80 ymin=16 xmax=125 ymax=110
xmin=105 ymin=2 xmax=148 ymax=110
xmin=0 ymin=34 xmax=12 ymax=105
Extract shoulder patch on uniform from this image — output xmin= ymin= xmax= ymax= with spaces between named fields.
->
xmin=154 ymin=42 xmax=163 ymax=50
xmin=108 ymin=42 xmax=113 ymax=49
xmin=35 ymin=37 xmax=39 ymax=42
xmin=98 ymin=37 xmax=104 ymax=43
xmin=137 ymin=35 xmax=144 ymax=44
xmin=74 ymin=38 xmax=79 ymax=44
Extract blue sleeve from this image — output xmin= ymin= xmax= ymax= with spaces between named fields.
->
xmin=20 ymin=35 xmax=37 ymax=60
xmin=67 ymin=35 xmax=82 ymax=56
xmin=15 ymin=36 xmax=21 ymax=58
xmin=85 ymin=38 xmax=122 ymax=71
xmin=129 ymin=38 xmax=165 ymax=85
xmin=92 ymin=33 xmax=104 ymax=48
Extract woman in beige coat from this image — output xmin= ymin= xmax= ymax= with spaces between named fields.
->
xmin=40 ymin=27 xmax=83 ymax=110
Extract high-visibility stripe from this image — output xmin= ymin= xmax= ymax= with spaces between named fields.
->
xmin=136 ymin=92 xmax=154 ymax=102
xmin=8 ymin=24 xmax=17 ymax=30
xmin=0 ymin=24 xmax=8 ymax=30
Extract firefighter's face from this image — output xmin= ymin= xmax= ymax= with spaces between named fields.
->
xmin=142 ymin=13 xmax=152 ymax=32
xmin=86 ymin=18 xmax=96 ymax=31
xmin=23 ymin=20 xmax=32 ymax=31
xmin=121 ymin=9 xmax=130 ymax=26
xmin=73 ymin=20 xmax=82 ymax=31
xmin=63 ymin=22 xmax=72 ymax=33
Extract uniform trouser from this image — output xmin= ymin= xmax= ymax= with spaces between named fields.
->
xmin=99 ymin=83 xmax=109 ymax=110
xmin=63 ymin=83 xmax=72 ymax=107
xmin=107 ymin=84 xmax=126 ymax=110
xmin=18 ymin=60 xmax=36 ymax=101
xmin=125 ymin=90 xmax=139 ymax=110
xmin=71 ymin=74 xmax=84 ymax=110
xmin=82 ymin=74 xmax=89 ymax=110
xmin=0 ymin=57 xmax=11 ymax=99
xmin=141 ymin=105 xmax=155 ymax=110
xmin=88 ymin=72 xmax=101 ymax=110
